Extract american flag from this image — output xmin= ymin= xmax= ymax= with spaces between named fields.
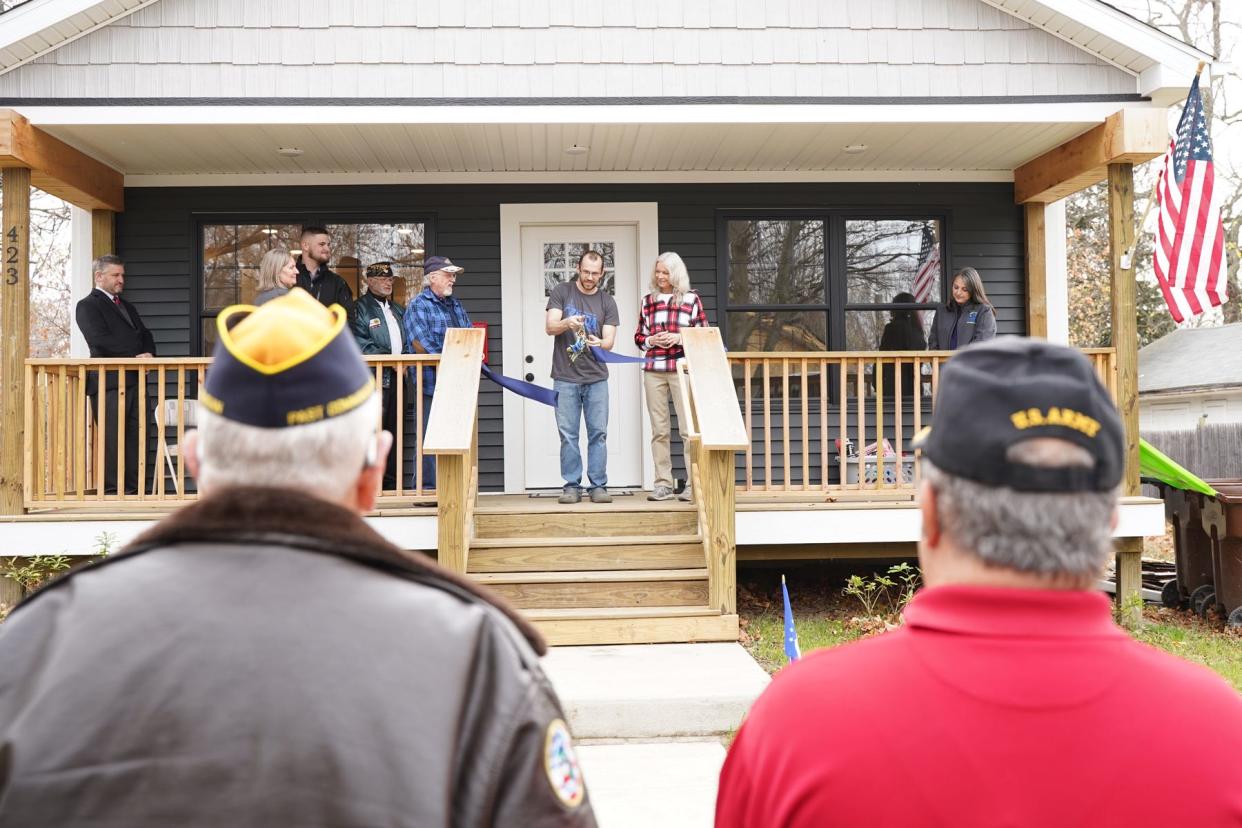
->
xmin=1153 ymin=73 xmax=1228 ymax=322
xmin=912 ymin=224 xmax=941 ymax=304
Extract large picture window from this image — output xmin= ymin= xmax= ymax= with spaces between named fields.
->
xmin=199 ymin=220 xmax=427 ymax=354
xmin=844 ymin=218 xmax=942 ymax=351
xmin=724 ymin=219 xmax=827 ymax=354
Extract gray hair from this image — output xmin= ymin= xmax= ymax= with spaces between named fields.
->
xmin=649 ymin=251 xmax=692 ymax=306
xmin=922 ymin=439 xmax=1118 ymax=579
xmin=194 ymin=393 xmax=379 ymax=501
xmin=255 ymin=248 xmax=293 ymax=294
xmin=93 ymin=254 xmax=124 ymax=275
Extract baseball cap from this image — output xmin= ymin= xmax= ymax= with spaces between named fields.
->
xmin=911 ymin=338 xmax=1123 ymax=492
xmin=365 ymin=261 xmax=395 ymax=279
xmin=423 ymin=255 xmax=463 ymax=275
xmin=201 ymin=288 xmax=374 ymax=429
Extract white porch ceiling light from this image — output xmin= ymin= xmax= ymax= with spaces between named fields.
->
xmin=276 ymin=146 xmax=304 ymax=157
xmin=842 ymin=144 xmax=868 ymax=154
xmin=563 ymin=144 xmax=589 ymax=156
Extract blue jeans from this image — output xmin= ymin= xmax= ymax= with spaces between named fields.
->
xmin=554 ymin=379 xmax=609 ymax=489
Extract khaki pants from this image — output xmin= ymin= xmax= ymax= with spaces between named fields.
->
xmin=643 ymin=370 xmax=690 ymax=490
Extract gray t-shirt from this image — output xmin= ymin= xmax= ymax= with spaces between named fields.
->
xmin=547 ymin=280 xmax=620 ymax=384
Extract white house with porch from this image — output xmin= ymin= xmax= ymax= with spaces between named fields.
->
xmin=0 ymin=0 xmax=1202 ymax=642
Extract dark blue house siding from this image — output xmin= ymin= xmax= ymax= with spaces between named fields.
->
xmin=116 ymin=182 xmax=1024 ymax=491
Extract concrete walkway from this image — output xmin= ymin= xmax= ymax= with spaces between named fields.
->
xmin=542 ymin=643 xmax=770 ymax=827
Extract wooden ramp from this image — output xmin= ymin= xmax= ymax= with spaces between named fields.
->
xmin=470 ymin=495 xmax=739 ymax=646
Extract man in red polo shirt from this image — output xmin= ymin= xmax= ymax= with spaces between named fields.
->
xmin=716 ymin=338 xmax=1242 ymax=827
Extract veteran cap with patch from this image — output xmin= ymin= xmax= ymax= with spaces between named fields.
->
xmin=201 ymin=288 xmax=375 ymax=429
xmin=365 ymin=261 xmax=395 ymax=279
xmin=911 ymin=338 xmax=1123 ymax=492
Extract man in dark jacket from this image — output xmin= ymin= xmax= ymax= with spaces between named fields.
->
xmin=295 ymin=224 xmax=355 ymax=321
xmin=0 ymin=289 xmax=596 ymax=828
xmin=74 ymin=254 xmax=156 ymax=494
xmin=353 ymin=261 xmax=412 ymax=489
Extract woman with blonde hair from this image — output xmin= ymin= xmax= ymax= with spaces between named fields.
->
xmin=634 ymin=251 xmax=709 ymax=501
xmin=254 ymin=248 xmax=298 ymax=305
xmin=928 ymin=266 xmax=996 ymax=350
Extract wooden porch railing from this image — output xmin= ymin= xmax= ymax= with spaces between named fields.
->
xmin=726 ymin=347 xmax=1117 ymax=497
xmin=22 ymin=354 xmax=441 ymax=510
xmin=680 ymin=328 xmax=749 ymax=617
xmin=422 ymin=327 xmax=485 ymax=575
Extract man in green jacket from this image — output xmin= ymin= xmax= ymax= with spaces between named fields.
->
xmin=352 ymin=261 xmax=411 ymax=490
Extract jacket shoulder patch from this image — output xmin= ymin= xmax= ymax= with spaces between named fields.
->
xmin=543 ymin=718 xmax=585 ymax=809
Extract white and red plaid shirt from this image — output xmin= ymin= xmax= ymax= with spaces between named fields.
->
xmin=634 ymin=291 xmax=709 ymax=372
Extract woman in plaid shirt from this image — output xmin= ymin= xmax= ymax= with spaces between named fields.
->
xmin=635 ymin=252 xmax=709 ymax=502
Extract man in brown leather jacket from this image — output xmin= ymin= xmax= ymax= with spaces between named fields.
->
xmin=0 ymin=289 xmax=596 ymax=827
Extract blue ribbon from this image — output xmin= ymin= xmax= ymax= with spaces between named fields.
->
xmin=481 ymin=365 xmax=558 ymax=407
xmin=589 ymin=346 xmax=648 ymax=365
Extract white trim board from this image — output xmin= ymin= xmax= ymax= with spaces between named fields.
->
xmin=499 ymin=202 xmax=660 ymax=494
xmin=2 ymin=514 xmax=437 ymax=557
xmin=124 ymin=170 xmax=1018 ymax=187
xmin=19 ymin=102 xmax=1146 ymax=127
xmin=736 ymin=498 xmax=1166 ymax=545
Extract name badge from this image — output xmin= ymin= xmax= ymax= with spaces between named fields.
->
xmin=369 ymin=318 xmax=382 ymax=328
xmin=967 ymin=311 xmax=978 ymax=323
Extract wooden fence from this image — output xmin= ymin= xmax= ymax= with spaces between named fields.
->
xmin=1141 ymin=421 xmax=1242 ymax=494
xmin=23 ymin=355 xmax=440 ymax=509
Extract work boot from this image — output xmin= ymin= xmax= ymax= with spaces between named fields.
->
xmin=589 ymin=487 xmax=613 ymax=504
xmin=558 ymin=485 xmax=582 ymax=504
xmin=647 ymin=485 xmax=675 ymax=502
xmin=678 ymin=484 xmax=693 ymax=502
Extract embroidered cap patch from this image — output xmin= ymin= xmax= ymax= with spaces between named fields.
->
xmin=543 ymin=718 xmax=585 ymax=809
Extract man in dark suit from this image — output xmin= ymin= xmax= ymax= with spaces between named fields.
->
xmin=75 ymin=255 xmax=156 ymax=495
xmin=295 ymin=225 xmax=355 ymax=322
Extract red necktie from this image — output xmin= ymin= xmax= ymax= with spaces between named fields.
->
xmin=113 ymin=295 xmax=121 ymax=306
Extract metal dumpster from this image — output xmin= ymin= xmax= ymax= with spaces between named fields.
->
xmin=1200 ymin=481 xmax=1242 ymax=626
xmin=1158 ymin=485 xmax=1216 ymax=612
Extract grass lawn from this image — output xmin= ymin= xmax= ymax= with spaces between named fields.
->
xmin=739 ymin=564 xmax=1242 ymax=692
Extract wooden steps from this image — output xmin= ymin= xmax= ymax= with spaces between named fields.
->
xmin=467 ymin=499 xmax=733 ymax=645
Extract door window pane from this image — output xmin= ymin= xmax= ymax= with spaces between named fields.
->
xmin=542 ymin=241 xmax=616 ymax=296
xmin=201 ymin=221 xmax=426 ymax=353
xmin=845 ymin=219 xmax=942 ymax=305
xmin=727 ymin=220 xmax=826 ymax=305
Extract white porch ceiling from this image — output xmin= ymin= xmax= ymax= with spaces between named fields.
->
xmin=41 ymin=119 xmax=1094 ymax=180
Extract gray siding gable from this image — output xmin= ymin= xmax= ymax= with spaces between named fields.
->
xmin=0 ymin=0 xmax=1136 ymax=98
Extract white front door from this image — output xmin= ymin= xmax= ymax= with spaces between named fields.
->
xmin=518 ymin=224 xmax=642 ymax=490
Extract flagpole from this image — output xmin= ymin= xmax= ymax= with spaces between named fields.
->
xmin=1121 ymin=62 xmax=1208 ymax=271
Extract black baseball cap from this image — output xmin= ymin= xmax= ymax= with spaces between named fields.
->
xmin=911 ymin=338 xmax=1123 ymax=492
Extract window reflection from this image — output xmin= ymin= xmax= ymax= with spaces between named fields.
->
xmin=727 ymin=220 xmax=826 ymax=306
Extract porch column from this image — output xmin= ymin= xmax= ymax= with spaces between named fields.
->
xmin=69 ymin=206 xmax=92 ymax=357
xmin=1 ymin=166 xmax=31 ymax=515
xmin=1024 ymin=200 xmax=1069 ymax=343
xmin=1108 ymin=162 xmax=1143 ymax=621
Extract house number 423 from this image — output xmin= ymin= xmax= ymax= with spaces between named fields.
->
xmin=5 ymin=225 xmax=19 ymax=286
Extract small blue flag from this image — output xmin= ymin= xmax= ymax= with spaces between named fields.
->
xmin=782 ymin=574 xmax=800 ymax=663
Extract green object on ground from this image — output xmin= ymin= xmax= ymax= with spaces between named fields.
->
xmin=1139 ymin=438 xmax=1216 ymax=496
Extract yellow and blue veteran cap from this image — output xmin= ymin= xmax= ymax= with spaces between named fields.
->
xmin=911 ymin=338 xmax=1123 ymax=492
xmin=201 ymin=288 xmax=375 ymax=428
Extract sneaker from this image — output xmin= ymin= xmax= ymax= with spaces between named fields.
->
xmin=678 ymin=486 xmax=693 ymax=502
xmin=589 ymin=487 xmax=613 ymax=504
xmin=558 ymin=485 xmax=582 ymax=504
xmin=647 ymin=486 xmax=675 ymax=502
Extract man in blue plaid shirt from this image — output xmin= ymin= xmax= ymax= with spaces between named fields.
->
xmin=405 ymin=255 xmax=472 ymax=490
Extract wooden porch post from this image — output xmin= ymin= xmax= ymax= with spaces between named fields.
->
xmin=91 ymin=209 xmax=115 ymax=258
xmin=1024 ymin=203 xmax=1048 ymax=338
xmin=1 ymin=166 xmax=30 ymax=515
xmin=1108 ymin=162 xmax=1143 ymax=622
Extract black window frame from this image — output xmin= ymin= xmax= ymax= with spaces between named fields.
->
xmin=192 ymin=211 xmax=436 ymax=357
xmin=716 ymin=208 xmax=951 ymax=353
